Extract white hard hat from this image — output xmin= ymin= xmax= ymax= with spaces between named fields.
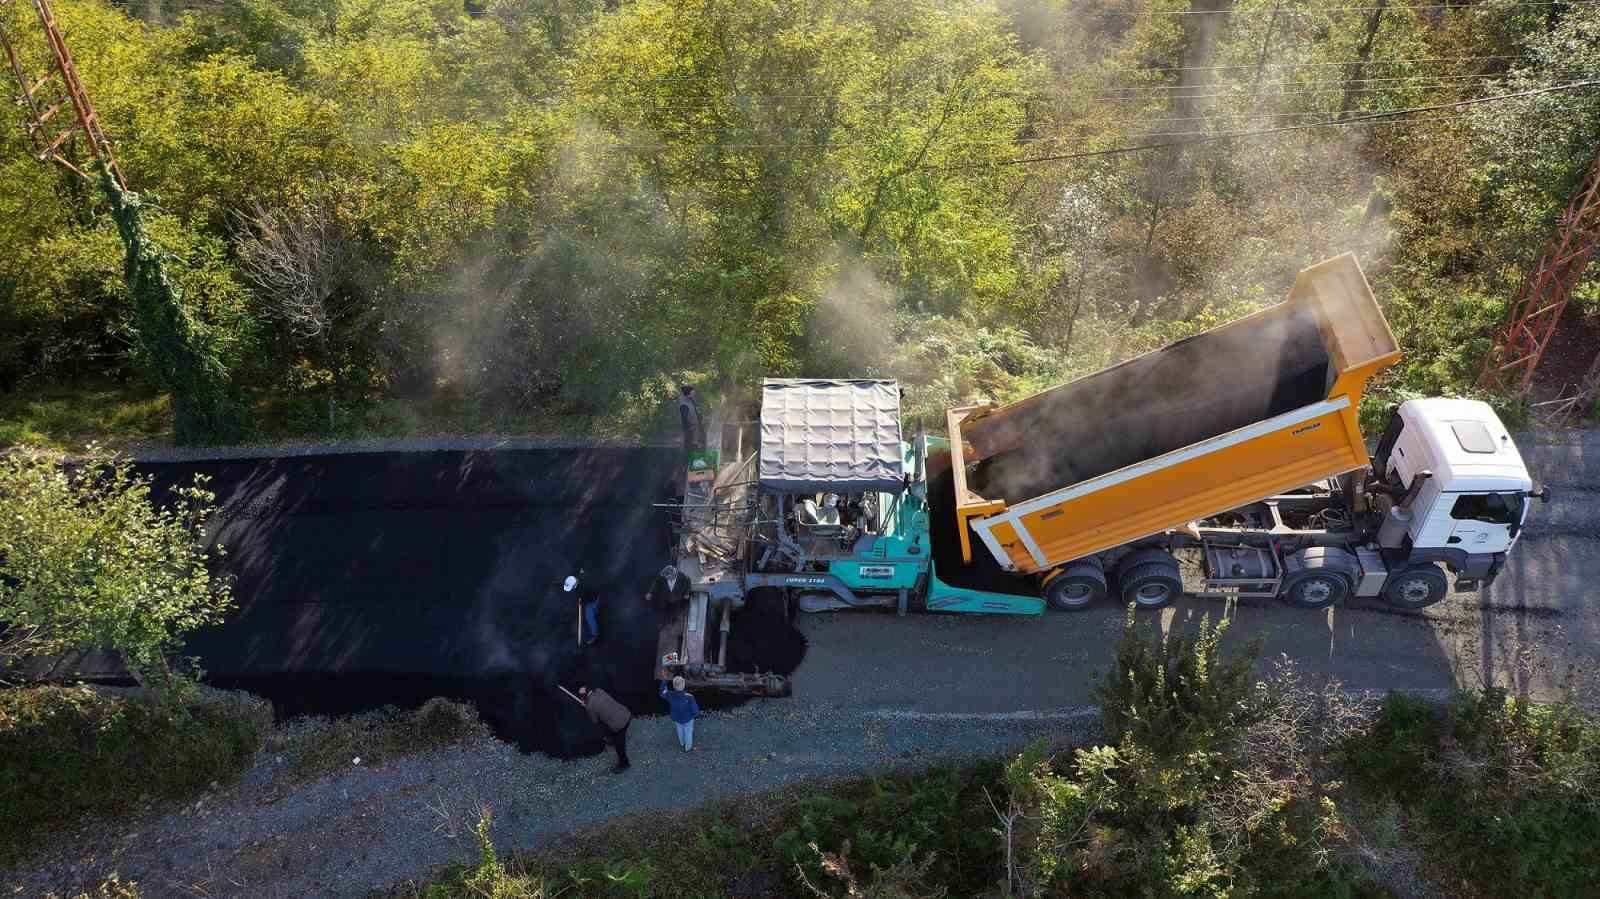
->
xmin=563 ymin=576 xmax=577 ymax=592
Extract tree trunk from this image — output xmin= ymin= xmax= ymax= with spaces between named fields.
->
xmin=1063 ymin=270 xmax=1084 ymax=353
xmin=1249 ymin=4 xmax=1283 ymax=106
xmin=1338 ymin=0 xmax=1388 ymax=119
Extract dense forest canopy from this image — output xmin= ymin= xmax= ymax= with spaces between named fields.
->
xmin=2 ymin=0 xmax=1598 ymax=439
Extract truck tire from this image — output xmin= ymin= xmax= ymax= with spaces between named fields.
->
xmin=1044 ymin=561 xmax=1106 ymax=611
xmin=1281 ymin=570 xmax=1350 ymax=609
xmin=1383 ymin=565 xmax=1449 ymax=609
xmin=1119 ymin=560 xmax=1182 ymax=609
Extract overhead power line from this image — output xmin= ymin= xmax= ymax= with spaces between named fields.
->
xmin=929 ymin=79 xmax=1600 ymax=169
xmin=577 ymin=64 xmax=1572 ymax=113
xmin=1149 ymin=0 xmax=1597 ymax=13
xmin=570 ymin=55 xmax=1528 ymax=87
xmin=1088 ymin=70 xmax=1565 ymax=96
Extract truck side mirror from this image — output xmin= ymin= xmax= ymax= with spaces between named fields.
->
xmin=1533 ymin=485 xmax=1552 ymax=504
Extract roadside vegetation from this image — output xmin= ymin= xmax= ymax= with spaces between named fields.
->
xmin=414 ymin=611 xmax=1600 ymax=899
xmin=0 ymin=446 xmax=490 ymax=864
xmin=5 ymin=1 xmax=1600 ymax=447
xmin=0 ymin=686 xmax=270 ymax=866
xmin=0 ymin=687 xmax=491 ymax=866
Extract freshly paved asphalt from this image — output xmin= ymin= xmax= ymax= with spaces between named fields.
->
xmin=141 ymin=448 xmax=691 ymax=756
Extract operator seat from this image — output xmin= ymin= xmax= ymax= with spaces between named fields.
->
xmin=797 ymin=495 xmax=843 ymax=536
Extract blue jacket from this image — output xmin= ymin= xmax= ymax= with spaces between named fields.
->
xmin=659 ymin=681 xmax=700 ymax=723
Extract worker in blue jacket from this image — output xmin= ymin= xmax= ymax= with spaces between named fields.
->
xmin=659 ymin=676 xmax=701 ymax=751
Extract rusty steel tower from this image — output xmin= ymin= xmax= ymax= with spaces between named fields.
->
xmin=1478 ymin=150 xmax=1600 ymax=401
xmin=0 ymin=0 xmax=123 ymax=186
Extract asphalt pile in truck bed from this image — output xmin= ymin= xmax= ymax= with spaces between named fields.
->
xmin=139 ymin=448 xmax=807 ymax=758
xmin=925 ymin=460 xmax=1039 ymax=597
xmin=968 ymin=303 xmax=1332 ymax=504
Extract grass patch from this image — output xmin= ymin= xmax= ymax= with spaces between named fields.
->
xmin=404 ymin=761 xmax=1012 ymax=899
xmin=248 ymin=393 xmax=621 ymax=444
xmin=0 ymin=371 xmax=688 ymax=449
xmin=273 ymin=697 xmax=489 ymax=783
xmin=0 ymin=382 xmax=170 ymax=451
xmin=0 ymin=685 xmax=270 ymax=865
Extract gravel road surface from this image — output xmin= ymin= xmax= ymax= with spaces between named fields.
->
xmin=5 ymin=430 xmax=1596 ymax=897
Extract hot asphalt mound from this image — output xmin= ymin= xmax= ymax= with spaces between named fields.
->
xmin=139 ymin=448 xmax=807 ymax=758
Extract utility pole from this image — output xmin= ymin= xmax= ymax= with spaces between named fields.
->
xmin=0 ymin=0 xmax=123 ymax=186
xmin=1479 ymin=149 xmax=1600 ymax=397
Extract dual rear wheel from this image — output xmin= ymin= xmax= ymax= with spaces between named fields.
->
xmin=1043 ymin=551 xmax=1181 ymax=612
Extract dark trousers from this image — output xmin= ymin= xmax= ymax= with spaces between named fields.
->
xmin=607 ymin=723 xmax=631 ymax=768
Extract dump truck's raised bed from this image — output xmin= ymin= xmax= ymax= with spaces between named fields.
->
xmin=947 ymin=253 xmax=1401 ymax=575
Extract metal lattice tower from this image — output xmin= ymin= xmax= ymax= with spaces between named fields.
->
xmin=1479 ymin=149 xmax=1600 ymax=395
xmin=0 ymin=0 xmax=122 ymax=187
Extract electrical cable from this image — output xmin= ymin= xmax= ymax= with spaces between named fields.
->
xmin=927 ymin=79 xmax=1600 ymax=169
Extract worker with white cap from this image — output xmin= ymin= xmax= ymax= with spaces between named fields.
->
xmin=566 ymin=573 xmax=600 ymax=646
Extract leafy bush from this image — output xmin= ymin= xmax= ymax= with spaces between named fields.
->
xmin=773 ymin=765 xmax=1001 ymax=896
xmin=1094 ymin=606 xmax=1262 ymax=759
xmin=998 ymin=617 xmax=1383 ymax=898
xmin=0 ymin=685 xmax=270 ymax=862
xmin=1354 ymin=688 xmax=1600 ymax=898
xmin=0 ymin=447 xmax=233 ymax=697
xmin=420 ymin=805 xmax=551 ymax=899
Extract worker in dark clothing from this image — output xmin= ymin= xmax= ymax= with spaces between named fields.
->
xmin=579 ymin=587 xmax=601 ymax=646
xmin=678 ymin=384 xmax=705 ymax=455
xmin=645 ymin=563 xmax=691 ymax=605
xmin=577 ymin=685 xmax=632 ymax=772
xmin=563 ymin=572 xmax=598 ymax=646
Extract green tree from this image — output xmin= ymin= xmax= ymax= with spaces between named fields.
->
xmin=0 ymin=447 xmax=233 ymax=696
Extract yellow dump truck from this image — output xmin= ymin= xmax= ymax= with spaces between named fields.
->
xmin=943 ymin=253 xmax=1543 ymax=611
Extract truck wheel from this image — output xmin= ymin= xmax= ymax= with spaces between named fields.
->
xmin=1044 ymin=561 xmax=1106 ymax=611
xmin=1119 ymin=561 xmax=1182 ymax=609
xmin=1281 ymin=570 xmax=1350 ymax=609
xmin=1383 ymin=565 xmax=1449 ymax=610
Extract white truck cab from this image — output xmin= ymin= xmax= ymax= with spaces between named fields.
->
xmin=1374 ymin=398 xmax=1538 ymax=596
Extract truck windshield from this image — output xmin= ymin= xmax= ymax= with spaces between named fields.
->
xmin=1450 ymin=492 xmax=1523 ymax=525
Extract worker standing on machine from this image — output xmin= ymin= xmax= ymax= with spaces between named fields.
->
xmin=646 ymin=564 xmax=690 ymax=605
xmin=678 ymin=384 xmax=705 ymax=457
